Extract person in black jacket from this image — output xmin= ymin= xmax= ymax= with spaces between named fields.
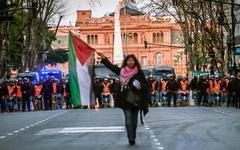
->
xmin=0 ymin=79 xmax=7 ymax=113
xmin=42 ymin=76 xmax=53 ymax=110
xmin=97 ymin=52 xmax=148 ymax=146
xmin=64 ymin=80 xmax=71 ymax=109
xmin=110 ymin=77 xmax=121 ymax=107
xmin=227 ymin=75 xmax=236 ymax=107
xmin=197 ymin=76 xmax=209 ymax=106
xmin=93 ymin=77 xmax=103 ymax=107
xmin=166 ymin=75 xmax=179 ymax=107
xmin=21 ymin=78 xmax=31 ymax=112
xmin=230 ymin=73 xmax=240 ymax=108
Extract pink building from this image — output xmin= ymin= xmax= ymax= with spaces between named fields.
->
xmin=50 ymin=6 xmax=187 ymax=76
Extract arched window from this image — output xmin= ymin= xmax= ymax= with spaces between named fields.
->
xmin=133 ymin=33 xmax=138 ymax=44
xmin=128 ymin=33 xmax=133 ymax=44
xmin=87 ymin=35 xmax=91 ymax=44
xmin=160 ymin=32 xmax=164 ymax=43
xmin=153 ymin=33 xmax=157 ymax=43
xmin=155 ymin=53 xmax=162 ymax=66
xmin=94 ymin=35 xmax=98 ymax=44
xmin=91 ymin=35 xmax=94 ymax=44
xmin=157 ymin=33 xmax=160 ymax=43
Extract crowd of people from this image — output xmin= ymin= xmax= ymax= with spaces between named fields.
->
xmin=93 ymin=73 xmax=240 ymax=109
xmin=0 ymin=76 xmax=71 ymax=113
xmin=1 ymin=72 xmax=240 ymax=113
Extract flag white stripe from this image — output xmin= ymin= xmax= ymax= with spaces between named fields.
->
xmin=76 ymin=59 xmax=91 ymax=106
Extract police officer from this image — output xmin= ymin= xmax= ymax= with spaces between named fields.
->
xmin=179 ymin=76 xmax=189 ymax=106
xmin=190 ymin=75 xmax=199 ymax=104
xmin=222 ymin=75 xmax=230 ymax=106
xmin=227 ymin=75 xmax=235 ymax=107
xmin=63 ymin=78 xmax=71 ymax=109
xmin=159 ymin=74 xmax=169 ymax=106
xmin=16 ymin=79 xmax=22 ymax=111
xmin=42 ymin=76 xmax=52 ymax=110
xmin=212 ymin=75 xmax=222 ymax=106
xmin=56 ymin=78 xmax=64 ymax=109
xmin=93 ymin=76 xmax=103 ymax=107
xmin=51 ymin=78 xmax=58 ymax=110
xmin=21 ymin=78 xmax=31 ymax=112
xmin=166 ymin=75 xmax=178 ymax=107
xmin=7 ymin=79 xmax=17 ymax=112
xmin=197 ymin=76 xmax=209 ymax=106
xmin=236 ymin=71 xmax=240 ymax=108
xmin=101 ymin=77 xmax=111 ymax=107
xmin=34 ymin=80 xmax=43 ymax=110
xmin=208 ymin=75 xmax=215 ymax=105
xmin=147 ymin=75 xmax=159 ymax=106
xmin=110 ymin=77 xmax=121 ymax=108
xmin=0 ymin=79 xmax=7 ymax=113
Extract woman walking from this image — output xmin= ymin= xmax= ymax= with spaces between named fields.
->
xmin=97 ymin=52 xmax=149 ymax=145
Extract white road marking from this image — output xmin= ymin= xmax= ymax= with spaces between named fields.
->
xmin=151 ymin=135 xmax=156 ymax=138
xmin=144 ymin=123 xmax=164 ymax=150
xmin=60 ymin=126 xmax=125 ymax=133
xmin=200 ymin=107 xmax=233 ymax=116
xmin=0 ymin=136 xmax=6 ymax=139
xmin=0 ymin=111 xmax=68 ymax=140
xmin=36 ymin=126 xmax=125 ymax=135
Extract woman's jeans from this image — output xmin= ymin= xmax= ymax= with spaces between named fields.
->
xmin=124 ymin=109 xmax=139 ymax=141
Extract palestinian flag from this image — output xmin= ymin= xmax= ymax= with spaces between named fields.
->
xmin=68 ymin=32 xmax=95 ymax=107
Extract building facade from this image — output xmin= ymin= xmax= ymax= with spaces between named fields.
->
xmin=50 ymin=5 xmax=187 ymax=76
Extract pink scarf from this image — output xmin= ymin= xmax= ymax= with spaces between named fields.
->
xmin=120 ymin=66 xmax=138 ymax=86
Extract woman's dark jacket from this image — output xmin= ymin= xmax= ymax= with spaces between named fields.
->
xmin=102 ymin=58 xmax=149 ymax=116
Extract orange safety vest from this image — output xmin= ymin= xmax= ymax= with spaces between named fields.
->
xmin=7 ymin=85 xmax=16 ymax=97
xmin=208 ymin=80 xmax=214 ymax=92
xmin=102 ymin=82 xmax=110 ymax=94
xmin=52 ymin=82 xmax=57 ymax=94
xmin=161 ymin=80 xmax=168 ymax=92
xmin=63 ymin=84 xmax=67 ymax=97
xmin=151 ymin=80 xmax=157 ymax=91
xmin=214 ymin=80 xmax=221 ymax=92
xmin=16 ymin=85 xmax=22 ymax=97
xmin=180 ymin=80 xmax=189 ymax=91
xmin=34 ymin=85 xmax=42 ymax=96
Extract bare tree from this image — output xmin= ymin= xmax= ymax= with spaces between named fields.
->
xmin=144 ymin=0 xmax=233 ymax=75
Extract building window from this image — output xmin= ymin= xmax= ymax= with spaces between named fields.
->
xmin=155 ymin=53 xmax=161 ymax=66
xmin=128 ymin=33 xmax=133 ymax=44
xmin=87 ymin=34 xmax=98 ymax=45
xmin=153 ymin=31 xmax=164 ymax=43
xmin=141 ymin=56 xmax=148 ymax=66
xmin=153 ymin=33 xmax=157 ymax=43
xmin=122 ymin=33 xmax=138 ymax=45
xmin=160 ymin=32 xmax=164 ymax=43
xmin=91 ymin=35 xmax=94 ymax=44
xmin=133 ymin=33 xmax=138 ymax=44
xmin=95 ymin=35 xmax=98 ymax=44
xmin=87 ymin=35 xmax=91 ymax=44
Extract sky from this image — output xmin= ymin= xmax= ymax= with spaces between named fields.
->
xmin=60 ymin=0 xmax=119 ymax=25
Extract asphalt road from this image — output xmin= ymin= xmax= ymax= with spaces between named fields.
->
xmin=0 ymin=107 xmax=240 ymax=150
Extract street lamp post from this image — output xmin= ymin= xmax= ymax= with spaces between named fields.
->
xmin=124 ymin=0 xmax=128 ymax=56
